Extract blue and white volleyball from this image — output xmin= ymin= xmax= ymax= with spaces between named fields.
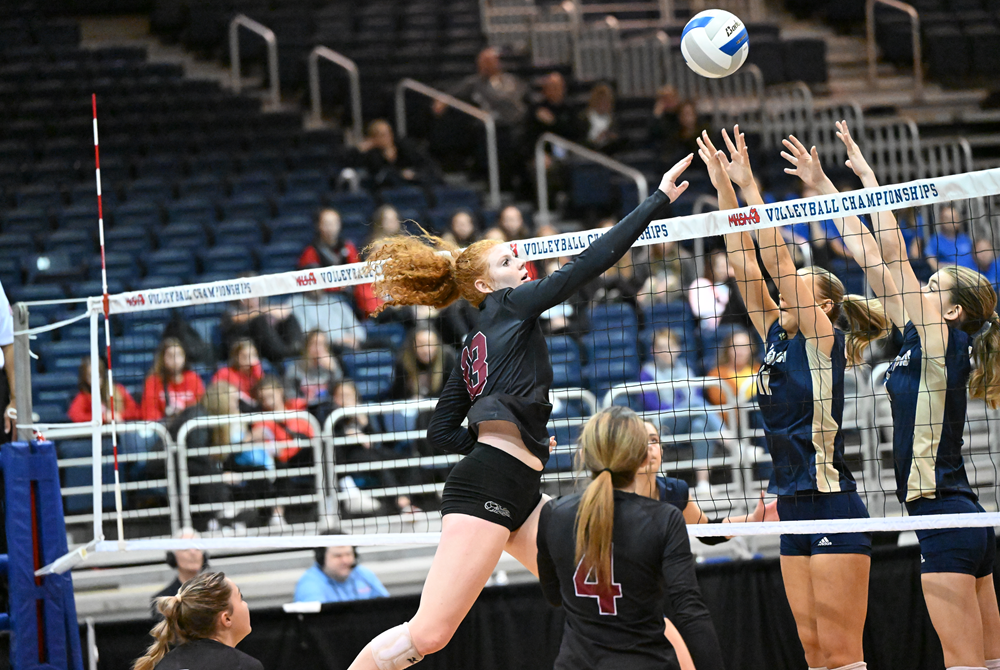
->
xmin=680 ymin=9 xmax=749 ymax=79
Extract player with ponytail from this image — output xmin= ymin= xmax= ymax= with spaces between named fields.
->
xmin=536 ymin=407 xmax=725 ymax=670
xmin=827 ymin=121 xmax=1000 ymax=670
xmin=702 ymin=128 xmax=882 ymax=670
xmin=133 ymin=572 xmax=259 ymax=670
xmin=348 ymin=155 xmax=694 ymax=670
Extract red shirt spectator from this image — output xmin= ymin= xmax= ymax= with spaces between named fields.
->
xmin=298 ymin=207 xmax=378 ymax=314
xmin=211 ymin=338 xmax=263 ymax=406
xmin=250 ymin=376 xmax=315 ymax=463
xmin=140 ymin=337 xmax=206 ymax=421
xmin=68 ymin=357 xmax=142 ymax=423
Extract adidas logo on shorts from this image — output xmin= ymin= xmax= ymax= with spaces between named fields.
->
xmin=485 ymin=501 xmax=511 ymax=518
xmin=817 ymin=536 xmax=833 ymax=547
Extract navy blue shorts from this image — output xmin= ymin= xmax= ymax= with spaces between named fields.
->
xmin=777 ymin=491 xmax=872 ymax=557
xmin=906 ymin=493 xmax=996 ymax=578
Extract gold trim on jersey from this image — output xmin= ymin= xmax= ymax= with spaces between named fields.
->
xmin=806 ymin=340 xmax=841 ymax=493
xmin=905 ymin=351 xmax=947 ymax=502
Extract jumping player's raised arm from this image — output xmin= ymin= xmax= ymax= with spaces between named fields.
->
xmin=696 ymin=131 xmax=778 ymax=341
xmin=498 ymin=154 xmax=693 ymax=320
xmin=427 ymin=367 xmax=476 ymax=455
xmin=779 ymin=131 xmax=905 ymax=329
xmin=836 ymin=120 xmax=948 ymax=358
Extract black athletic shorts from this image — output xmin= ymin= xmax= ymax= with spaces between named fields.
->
xmin=440 ymin=443 xmax=543 ymax=531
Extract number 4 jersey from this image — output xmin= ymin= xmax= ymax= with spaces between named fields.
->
xmin=536 ymin=491 xmax=725 ymax=670
xmin=427 ymin=190 xmax=672 ymax=465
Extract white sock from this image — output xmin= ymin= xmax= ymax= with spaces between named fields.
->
xmin=985 ymin=661 xmax=1000 ymax=670
xmin=831 ymin=664 xmax=866 ymax=670
xmin=808 ymin=667 xmax=829 ymax=670
xmin=946 ymin=666 xmax=987 ymax=670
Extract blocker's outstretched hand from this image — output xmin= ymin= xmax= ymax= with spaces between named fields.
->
xmin=658 ymin=153 xmax=693 ymax=202
xmin=835 ymin=119 xmax=876 ymax=185
xmin=695 ymin=132 xmax=730 ymax=192
xmin=720 ymin=126 xmax=755 ymax=190
xmin=780 ymin=134 xmax=828 ymax=190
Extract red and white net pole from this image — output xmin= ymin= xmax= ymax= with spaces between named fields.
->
xmin=92 ymin=94 xmax=125 ymax=550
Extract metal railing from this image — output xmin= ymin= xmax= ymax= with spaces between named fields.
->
xmin=616 ymin=31 xmax=671 ymax=98
xmin=763 ymin=82 xmax=813 ymax=151
xmin=864 ymin=117 xmax=922 ymax=184
xmin=45 ymin=422 xmax=180 ymax=535
xmin=175 ymin=412 xmax=326 ymax=531
xmin=308 ymin=46 xmax=362 ymax=143
xmin=530 ymin=1 xmax=578 ymax=67
xmin=577 ymin=15 xmax=621 ymax=82
xmin=535 ymin=132 xmax=648 ymax=224
xmin=812 ymin=101 xmax=866 ymax=167
xmin=229 ymin=14 xmax=280 ymax=110
xmin=395 ymin=78 xmax=501 ymax=209
xmin=867 ymin=0 xmax=923 ymax=102
xmin=921 ymin=137 xmax=974 ymax=178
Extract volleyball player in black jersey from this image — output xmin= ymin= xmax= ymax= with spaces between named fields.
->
xmin=345 ymin=155 xmax=694 ymax=670
xmin=783 ymin=122 xmax=1000 ymax=670
xmin=536 ymin=406 xmax=725 ymax=670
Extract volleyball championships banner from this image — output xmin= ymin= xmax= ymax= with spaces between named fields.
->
xmin=99 ymin=167 xmax=1000 ymax=314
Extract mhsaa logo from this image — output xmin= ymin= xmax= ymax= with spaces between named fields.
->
xmin=296 ymin=272 xmax=317 ymax=287
xmin=728 ymin=207 xmax=760 ymax=228
xmin=125 ymin=294 xmax=145 ymax=307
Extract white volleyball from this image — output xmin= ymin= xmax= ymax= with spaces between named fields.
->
xmin=680 ymin=9 xmax=749 ymax=79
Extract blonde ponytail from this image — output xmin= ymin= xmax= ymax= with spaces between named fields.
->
xmin=840 ymin=294 xmax=890 ymax=366
xmin=132 ymin=572 xmax=233 ymax=670
xmin=365 ymin=232 xmax=501 ymax=315
xmin=942 ymin=266 xmax=1000 ymax=409
xmin=574 ymin=407 xmax=649 ymax=590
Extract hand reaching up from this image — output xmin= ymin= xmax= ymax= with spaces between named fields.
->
xmin=780 ymin=134 xmax=828 ymax=189
xmin=835 ymin=119 xmax=876 ymax=184
xmin=720 ymin=126 xmax=755 ymax=190
xmin=658 ymin=153 xmax=693 ymax=202
xmin=695 ymin=131 xmax=730 ymax=192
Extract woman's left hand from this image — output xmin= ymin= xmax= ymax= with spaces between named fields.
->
xmin=658 ymin=153 xmax=693 ymax=203
xmin=549 ymin=436 xmax=558 ymax=454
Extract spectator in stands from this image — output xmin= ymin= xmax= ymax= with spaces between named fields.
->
xmin=926 ymin=205 xmax=976 ymax=271
xmin=529 ymin=72 xmax=582 ymax=143
xmin=483 ymin=226 xmax=507 ymax=241
xmin=497 ymin=204 xmax=532 ymax=241
xmin=299 ymin=208 xmax=359 ymax=271
xmin=359 ymin=119 xmax=440 ymax=190
xmin=582 ymin=83 xmax=624 ymax=155
xmin=293 ymin=535 xmax=388 ymax=603
xmin=704 ymin=328 xmax=759 ymax=407
xmin=68 ymin=357 xmax=141 ymax=423
xmin=649 ymin=85 xmax=681 ymax=153
xmin=634 ymin=240 xmax=698 ymax=309
xmin=141 ymin=337 xmax=206 ymax=422
xmin=330 ymin=379 xmax=417 ymax=515
xmin=288 ymin=284 xmax=366 ymax=351
xmin=640 ymin=329 xmax=722 ymax=492
xmin=212 ymin=339 xmax=263 ymax=409
xmin=220 ymin=290 xmax=301 ymax=367
xmin=167 ymin=382 xmax=239 ymax=532
xmin=285 ymin=329 xmax=343 ymax=410
xmin=152 ymin=527 xmax=208 ymax=605
xmin=435 ymin=47 xmax=529 ymax=190
xmin=584 ymin=217 xmax=643 ymax=303
xmin=653 ymin=98 xmax=709 ymax=164
xmin=442 ymin=209 xmax=479 ymax=248
xmin=391 ymin=325 xmax=455 ymax=400
xmin=368 ymin=204 xmax=402 ymax=247
xmin=687 ymin=248 xmax=750 ymax=331
xmin=974 ymin=238 xmax=1000 ymax=291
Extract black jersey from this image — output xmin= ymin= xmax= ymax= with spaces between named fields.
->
xmin=154 ymin=638 xmax=263 ymax=670
xmin=428 ymin=190 xmax=671 ymax=463
xmin=536 ymin=491 xmax=725 ymax=670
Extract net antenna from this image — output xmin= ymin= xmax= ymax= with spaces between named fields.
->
xmin=92 ymin=94 xmax=125 ymax=550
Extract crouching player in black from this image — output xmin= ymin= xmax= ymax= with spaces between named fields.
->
xmin=537 ymin=407 xmax=726 ymax=670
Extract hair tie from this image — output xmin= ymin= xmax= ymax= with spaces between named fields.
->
xmin=598 ymin=468 xmax=614 ymax=477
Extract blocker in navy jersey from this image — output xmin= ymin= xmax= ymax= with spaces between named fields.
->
xmin=883 ymin=321 xmax=974 ymax=504
xmin=536 ymin=492 xmax=725 ymax=670
xmin=428 ymin=190 xmax=671 ymax=466
xmin=756 ymin=320 xmax=856 ymax=495
xmin=656 ymin=475 xmax=689 ymax=511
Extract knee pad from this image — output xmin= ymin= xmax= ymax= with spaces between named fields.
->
xmin=370 ymin=622 xmax=424 ymax=670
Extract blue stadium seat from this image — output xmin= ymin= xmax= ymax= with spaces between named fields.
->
xmin=157 ymin=222 xmax=208 ymax=250
xmin=590 ymin=302 xmax=640 ymax=335
xmin=365 ymin=322 xmax=407 ymax=349
xmin=221 ymin=194 xmax=271 ymax=223
xmin=178 ymin=174 xmax=225 ymax=200
xmin=125 ymin=177 xmax=173 ymax=204
xmin=0 ymin=232 xmax=37 ymax=255
xmin=58 ymin=439 xmax=115 ymax=515
xmin=582 ymin=357 xmax=641 ymax=400
xmin=284 ymin=169 xmax=328 ymax=195
xmin=3 ymin=208 xmax=49 ymax=233
xmin=23 ymin=252 xmax=85 ymax=284
xmin=104 ymin=226 xmax=152 ymax=255
xmin=134 ymin=154 xmax=183 ymax=180
xmin=380 ymin=186 xmax=428 ymax=211
xmin=69 ymin=279 xmax=125 ymax=299
xmin=33 ymin=403 xmax=65 ymax=424
xmin=46 ymin=228 xmax=94 ymax=254
xmin=352 ymin=365 xmax=395 ymax=401
xmin=187 ymin=151 xmax=237 ymax=177
xmin=57 ymin=204 xmax=98 ymax=231
xmin=230 ymin=171 xmax=277 ymax=198
xmin=276 ymin=192 xmax=321 ymax=218
xmin=41 ymin=340 xmax=91 ymax=374
xmin=113 ymin=201 xmax=161 ymax=228
xmin=143 ymin=248 xmax=197 ymax=278
xmin=118 ymin=334 xmax=162 ymax=355
xmin=432 ymin=185 xmax=480 ymax=211
xmin=199 ymin=245 xmax=256 ymax=274
xmin=328 ymin=191 xmax=375 ymax=220
xmin=136 ymin=274 xmax=183 ymax=290
xmin=15 ymin=184 xmax=62 ymax=210
xmin=33 ymin=371 xmax=78 ymax=407
xmin=214 ymin=219 xmax=263 ymax=246
xmin=166 ymin=197 xmax=216 ymax=225
xmin=340 ymin=349 xmax=395 ymax=376
xmin=241 ymin=150 xmax=287 ymax=175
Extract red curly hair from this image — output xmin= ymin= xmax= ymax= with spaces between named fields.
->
xmin=365 ymin=233 xmax=501 ymax=315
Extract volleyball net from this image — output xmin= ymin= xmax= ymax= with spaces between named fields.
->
xmin=19 ymin=166 xmax=1000 ymax=557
